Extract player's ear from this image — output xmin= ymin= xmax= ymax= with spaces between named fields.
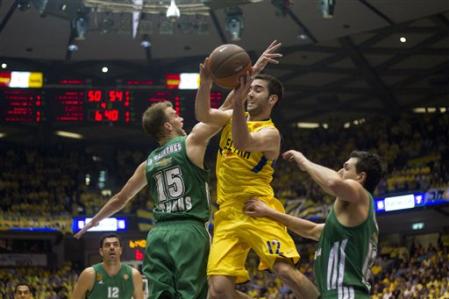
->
xmin=99 ymin=247 xmax=104 ymax=257
xmin=163 ymin=121 xmax=172 ymax=132
xmin=357 ymin=171 xmax=367 ymax=184
xmin=269 ymin=94 xmax=278 ymax=107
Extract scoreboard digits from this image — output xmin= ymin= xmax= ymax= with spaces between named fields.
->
xmin=0 ymin=88 xmax=223 ymax=125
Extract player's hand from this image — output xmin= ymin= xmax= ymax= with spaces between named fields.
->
xmin=282 ymin=150 xmax=308 ymax=171
xmin=244 ymin=198 xmax=271 ymax=217
xmin=73 ymin=219 xmax=98 ymax=239
xmin=233 ymin=71 xmax=253 ymax=106
xmin=199 ymin=57 xmax=213 ymax=88
xmin=252 ymin=40 xmax=282 ymax=75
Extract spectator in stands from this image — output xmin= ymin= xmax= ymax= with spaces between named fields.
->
xmin=14 ymin=283 xmax=33 ymax=299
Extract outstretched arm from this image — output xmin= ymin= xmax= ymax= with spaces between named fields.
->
xmin=252 ymin=40 xmax=283 ymax=75
xmin=74 ymin=162 xmax=147 ymax=238
xmin=186 ymin=122 xmax=222 ymax=169
xmin=217 ymin=40 xmax=283 ymax=112
xmin=283 ymin=150 xmax=365 ymax=203
xmin=195 ymin=40 xmax=282 ymax=126
xmin=245 ymin=199 xmax=324 ymax=241
xmin=195 ymin=58 xmax=232 ymax=126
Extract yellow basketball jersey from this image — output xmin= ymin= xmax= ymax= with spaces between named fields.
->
xmin=216 ymin=116 xmax=277 ymax=208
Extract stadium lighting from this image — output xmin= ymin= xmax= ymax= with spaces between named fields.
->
xmin=0 ymin=133 xmax=6 ymax=138
xmin=166 ymin=0 xmax=180 ymax=21
xmin=72 ymin=15 xmax=88 ymax=40
xmin=226 ymin=7 xmax=244 ymax=41
xmin=413 ymin=107 xmax=426 ymax=113
xmin=400 ymin=36 xmax=407 ymax=43
xmin=297 ymin=122 xmax=320 ymax=129
xmin=56 ymin=130 xmax=83 ymax=139
xmin=320 ymin=0 xmax=335 ymax=18
xmin=102 ymin=66 xmax=109 ymax=73
xmin=1 ymin=63 xmax=6 ymax=69
xmin=412 ymin=222 xmax=424 ymax=230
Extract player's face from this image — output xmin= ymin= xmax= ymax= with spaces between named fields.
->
xmin=246 ymin=79 xmax=270 ymax=115
xmin=165 ymin=107 xmax=186 ymax=136
xmin=338 ymin=158 xmax=360 ymax=180
xmin=14 ymin=286 xmax=32 ymax=299
xmin=100 ymin=237 xmax=122 ymax=263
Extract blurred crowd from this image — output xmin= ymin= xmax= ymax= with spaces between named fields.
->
xmin=274 ymin=112 xmax=449 ymax=202
xmin=0 ymin=263 xmax=77 ymax=299
xmin=236 ymin=236 xmax=449 ymax=299
xmin=1 ymin=112 xmax=448 ymax=219
xmin=370 ymin=237 xmax=449 ymax=299
xmin=0 ymin=112 xmax=448 ymax=298
xmin=1 ymin=237 xmax=448 ymax=298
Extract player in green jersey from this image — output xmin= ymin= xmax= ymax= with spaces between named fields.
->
xmin=73 ymin=101 xmax=228 ymax=298
xmin=245 ymin=150 xmax=382 ymax=299
xmin=71 ymin=234 xmax=144 ymax=299
xmin=73 ymin=44 xmax=280 ymax=299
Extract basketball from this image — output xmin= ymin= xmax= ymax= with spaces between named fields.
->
xmin=207 ymin=44 xmax=252 ymax=89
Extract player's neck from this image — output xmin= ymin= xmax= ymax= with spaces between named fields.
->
xmin=159 ymin=133 xmax=178 ymax=146
xmin=102 ymin=261 xmax=121 ymax=276
xmin=248 ymin=111 xmax=270 ymax=121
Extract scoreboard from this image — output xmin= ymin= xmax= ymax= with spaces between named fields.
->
xmin=0 ymin=84 xmax=224 ymax=126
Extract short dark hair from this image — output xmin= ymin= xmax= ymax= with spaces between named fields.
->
xmin=350 ymin=151 xmax=382 ymax=193
xmin=255 ymin=74 xmax=284 ymax=104
xmin=142 ymin=101 xmax=172 ymax=141
xmin=14 ymin=282 xmax=32 ymax=293
xmin=99 ymin=233 xmax=121 ymax=248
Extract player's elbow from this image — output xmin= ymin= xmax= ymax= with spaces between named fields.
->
xmin=195 ymin=109 xmax=213 ymax=124
xmin=327 ymin=178 xmax=343 ymax=193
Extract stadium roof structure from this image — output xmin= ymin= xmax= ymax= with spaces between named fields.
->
xmin=0 ymin=0 xmax=448 ymax=122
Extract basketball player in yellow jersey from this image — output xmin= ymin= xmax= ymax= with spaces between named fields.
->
xmin=195 ymin=41 xmax=319 ymax=299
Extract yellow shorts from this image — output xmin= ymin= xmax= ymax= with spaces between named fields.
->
xmin=207 ymin=198 xmax=300 ymax=283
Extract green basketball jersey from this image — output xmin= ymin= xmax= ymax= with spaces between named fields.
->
xmin=87 ymin=263 xmax=134 ymax=299
xmin=314 ymin=193 xmax=378 ymax=298
xmin=146 ymin=136 xmax=210 ymax=222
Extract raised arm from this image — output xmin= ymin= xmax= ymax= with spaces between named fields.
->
xmin=195 ymin=40 xmax=282 ymax=126
xmin=217 ymin=40 xmax=282 ymax=112
xmin=195 ymin=58 xmax=232 ymax=126
xmin=252 ymin=40 xmax=283 ymax=75
xmin=283 ymin=150 xmax=365 ymax=203
xmin=74 ymin=162 xmax=148 ymax=239
xmin=186 ymin=122 xmax=222 ymax=169
xmin=244 ymin=199 xmax=324 ymax=241
xmin=71 ymin=267 xmax=95 ymax=299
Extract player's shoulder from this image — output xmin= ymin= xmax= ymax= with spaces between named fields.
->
xmin=82 ymin=266 xmax=96 ymax=277
xmin=130 ymin=267 xmax=142 ymax=277
xmin=77 ymin=266 xmax=96 ymax=286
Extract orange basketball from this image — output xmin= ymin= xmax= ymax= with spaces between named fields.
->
xmin=208 ymin=44 xmax=252 ymax=89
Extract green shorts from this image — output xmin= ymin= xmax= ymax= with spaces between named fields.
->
xmin=143 ymin=219 xmax=210 ymax=299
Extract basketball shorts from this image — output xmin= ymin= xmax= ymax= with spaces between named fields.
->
xmin=207 ymin=198 xmax=300 ymax=283
xmin=143 ymin=219 xmax=209 ymax=299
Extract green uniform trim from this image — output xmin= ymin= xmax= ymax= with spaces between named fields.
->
xmin=87 ymin=263 xmax=134 ymax=299
xmin=143 ymin=136 xmax=211 ymax=298
xmin=145 ymin=136 xmax=210 ymax=222
xmin=314 ymin=192 xmax=379 ymax=298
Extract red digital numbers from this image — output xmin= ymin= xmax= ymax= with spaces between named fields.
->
xmin=87 ymin=89 xmax=129 ymax=122
xmin=94 ymin=109 xmax=119 ymax=122
xmin=108 ymin=90 xmax=123 ymax=102
xmin=87 ymin=90 xmax=102 ymax=102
